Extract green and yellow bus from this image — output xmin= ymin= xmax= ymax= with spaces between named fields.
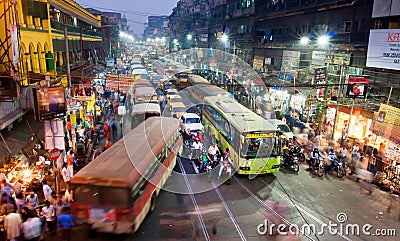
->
xmin=202 ymin=95 xmax=281 ymax=174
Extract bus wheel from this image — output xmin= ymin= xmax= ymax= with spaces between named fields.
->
xmin=150 ymin=193 xmax=157 ymax=212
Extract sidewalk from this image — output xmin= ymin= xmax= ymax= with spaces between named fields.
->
xmin=297 ymin=133 xmax=400 ymax=221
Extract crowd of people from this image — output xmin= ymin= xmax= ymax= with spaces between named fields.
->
xmin=1 ymin=177 xmax=75 ymax=240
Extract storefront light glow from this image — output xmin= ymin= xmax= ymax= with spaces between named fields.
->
xmin=22 ymin=169 xmax=32 ymax=183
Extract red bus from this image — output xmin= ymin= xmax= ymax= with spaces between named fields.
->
xmin=71 ymin=117 xmax=183 ymax=233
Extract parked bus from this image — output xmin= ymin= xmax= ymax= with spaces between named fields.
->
xmin=202 ymin=95 xmax=281 ymax=175
xmin=71 ymin=117 xmax=182 ymax=234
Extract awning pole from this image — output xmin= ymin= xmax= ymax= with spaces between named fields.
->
xmin=0 ymin=132 xmax=12 ymax=155
xmin=26 ymin=120 xmax=44 ymax=145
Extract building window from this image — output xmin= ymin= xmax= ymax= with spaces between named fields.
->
xmin=374 ymin=19 xmax=382 ymax=29
xmin=344 ymin=21 xmax=352 ymax=33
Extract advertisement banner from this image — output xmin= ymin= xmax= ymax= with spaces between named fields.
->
xmin=346 ymin=75 xmax=369 ymax=99
xmin=33 ymin=87 xmax=66 ymax=120
xmin=281 ymin=50 xmax=300 ymax=80
xmin=314 ymin=67 xmax=327 ymax=84
xmin=366 ymin=29 xmax=400 ymax=71
xmin=326 ymin=53 xmax=351 ymax=66
xmin=373 ymin=104 xmax=400 ymax=144
xmin=311 ymin=51 xmax=326 ymax=66
xmin=44 ymin=120 xmax=65 ymax=150
xmin=106 ymin=57 xmax=115 ymax=67
xmin=253 ymin=57 xmax=264 ymax=69
xmin=10 ymin=24 xmax=19 ymax=65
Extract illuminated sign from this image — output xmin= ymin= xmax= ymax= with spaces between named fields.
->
xmin=245 ymin=133 xmax=276 ymax=138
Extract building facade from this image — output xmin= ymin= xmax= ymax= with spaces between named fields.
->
xmin=0 ymin=0 xmax=102 ymax=161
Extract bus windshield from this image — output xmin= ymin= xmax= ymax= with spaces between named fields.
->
xmin=241 ymin=136 xmax=280 ymax=158
xmin=74 ymin=185 xmax=130 ymax=208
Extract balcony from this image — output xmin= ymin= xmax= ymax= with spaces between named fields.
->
xmin=50 ymin=20 xmax=101 ymax=37
xmin=231 ymin=6 xmax=255 ymax=18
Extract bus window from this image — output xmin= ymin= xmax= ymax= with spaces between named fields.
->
xmin=74 ymin=185 xmax=129 ymax=208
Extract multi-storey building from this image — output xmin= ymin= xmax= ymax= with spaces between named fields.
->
xmin=169 ymin=0 xmax=400 ymax=105
xmin=0 ymin=0 xmax=102 ymax=161
xmin=144 ymin=16 xmax=169 ymax=40
xmin=86 ymin=9 xmax=128 ymax=58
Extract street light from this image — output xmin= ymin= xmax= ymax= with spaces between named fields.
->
xmin=300 ymin=36 xmax=310 ymax=45
xmin=187 ymin=34 xmax=193 ymax=40
xmin=317 ymin=35 xmax=329 ymax=47
xmin=221 ymin=33 xmax=228 ymax=43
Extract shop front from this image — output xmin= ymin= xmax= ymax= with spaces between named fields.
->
xmin=328 ymin=104 xmax=375 ymax=147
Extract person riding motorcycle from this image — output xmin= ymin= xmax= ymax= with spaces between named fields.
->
xmin=192 ymin=138 xmax=203 ymax=158
xmin=208 ymin=143 xmax=221 ymax=167
xmin=218 ymin=149 xmax=233 ymax=180
xmin=309 ymin=147 xmax=322 ymax=169
xmin=326 ymin=148 xmax=338 ymax=173
xmin=198 ymin=150 xmax=209 ymax=173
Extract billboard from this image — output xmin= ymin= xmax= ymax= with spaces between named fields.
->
xmin=366 ymin=29 xmax=400 ymax=71
xmin=346 ymin=75 xmax=369 ymax=99
xmin=33 ymin=87 xmax=66 ymax=120
xmin=373 ymin=104 xmax=400 ymax=144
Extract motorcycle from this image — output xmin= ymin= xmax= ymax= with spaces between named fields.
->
xmin=220 ymin=162 xmax=233 ymax=184
xmin=325 ymin=159 xmax=346 ymax=178
xmin=292 ymin=146 xmax=306 ymax=163
xmin=308 ymin=157 xmax=324 ymax=177
xmin=281 ymin=154 xmax=300 ymax=173
xmin=201 ymin=161 xmax=213 ymax=182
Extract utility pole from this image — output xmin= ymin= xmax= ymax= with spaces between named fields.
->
xmin=332 ymin=63 xmax=345 ymax=139
xmin=64 ymin=25 xmax=71 ymax=88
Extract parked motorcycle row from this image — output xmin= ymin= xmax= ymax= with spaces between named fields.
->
xmin=281 ymin=143 xmax=346 ymax=179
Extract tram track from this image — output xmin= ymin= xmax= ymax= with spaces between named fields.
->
xmin=177 ymin=156 xmax=211 ymax=240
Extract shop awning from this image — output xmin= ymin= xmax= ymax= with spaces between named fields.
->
xmin=0 ymin=111 xmax=45 ymax=159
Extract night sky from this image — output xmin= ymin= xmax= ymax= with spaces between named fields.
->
xmin=76 ymin=0 xmax=177 ymax=35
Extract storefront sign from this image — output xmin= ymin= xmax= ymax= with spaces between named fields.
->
xmin=311 ymin=51 xmax=326 ymax=66
xmin=373 ymin=104 xmax=400 ymax=144
xmin=281 ymin=50 xmax=300 ymax=81
xmin=366 ymin=29 xmax=400 ymax=71
xmin=106 ymin=57 xmax=115 ymax=67
xmin=326 ymin=53 xmax=351 ymax=66
xmin=49 ymin=148 xmax=62 ymax=161
xmin=253 ymin=57 xmax=264 ymax=69
xmin=346 ymin=75 xmax=369 ymax=99
xmin=314 ymin=67 xmax=327 ymax=84
xmin=70 ymin=113 xmax=76 ymax=125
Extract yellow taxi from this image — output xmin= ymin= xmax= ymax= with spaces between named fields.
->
xmin=170 ymin=102 xmax=186 ymax=118
xmin=168 ymin=94 xmax=183 ymax=110
xmin=166 ymin=88 xmax=178 ymax=101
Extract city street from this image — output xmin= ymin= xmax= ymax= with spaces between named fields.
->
xmin=58 ymin=157 xmax=398 ymax=241
xmin=57 ymin=88 xmax=399 ymax=241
